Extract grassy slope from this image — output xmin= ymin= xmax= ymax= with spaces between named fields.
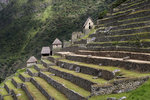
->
xmin=0 ymin=0 xmax=115 ymax=81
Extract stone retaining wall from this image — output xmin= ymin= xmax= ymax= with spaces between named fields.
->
xmin=92 ymin=77 xmax=149 ymax=95
xmin=48 ymin=67 xmax=94 ymax=91
xmin=21 ymin=84 xmax=34 ymax=100
xmin=65 ymin=55 xmax=150 ymax=72
xmin=11 ymin=79 xmax=21 ymax=88
xmin=4 ymin=84 xmax=11 ymax=94
xmin=11 ymin=90 xmax=18 ymax=100
xmin=57 ymin=60 xmax=114 ymax=80
xmin=34 ymin=65 xmax=48 ymax=72
xmin=19 ymin=74 xmax=30 ymax=82
xmin=41 ymin=60 xmax=55 ymax=68
xmin=39 ymin=72 xmax=87 ymax=100
xmin=30 ymin=78 xmax=54 ymax=100
xmin=27 ymin=69 xmax=39 ymax=77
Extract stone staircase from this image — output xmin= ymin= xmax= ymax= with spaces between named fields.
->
xmin=1 ymin=0 xmax=150 ymax=100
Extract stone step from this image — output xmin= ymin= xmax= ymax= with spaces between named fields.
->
xmin=39 ymin=72 xmax=90 ymax=100
xmin=12 ymin=77 xmax=23 ymax=88
xmin=33 ymin=77 xmax=68 ymax=100
xmin=0 ymin=88 xmax=13 ymax=100
xmin=22 ymin=82 xmax=47 ymax=100
xmin=87 ymin=40 xmax=150 ymax=48
xmin=47 ymin=65 xmax=108 ymax=91
xmin=56 ymin=52 xmax=150 ymax=72
xmin=4 ymin=79 xmax=28 ymax=100
xmin=77 ymin=50 xmax=150 ymax=61
xmin=86 ymin=46 xmax=150 ymax=53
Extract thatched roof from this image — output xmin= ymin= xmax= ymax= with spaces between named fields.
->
xmin=27 ymin=56 xmax=37 ymax=63
xmin=52 ymin=38 xmax=62 ymax=45
xmin=83 ymin=17 xmax=93 ymax=27
xmin=41 ymin=47 xmax=50 ymax=54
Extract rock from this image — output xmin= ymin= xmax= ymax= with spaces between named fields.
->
xmin=92 ymin=76 xmax=98 ymax=79
xmin=99 ymin=63 xmax=102 ymax=66
xmin=69 ymin=65 xmax=74 ymax=70
xmin=49 ymin=74 xmax=55 ymax=76
xmin=97 ymin=72 xmax=102 ymax=77
xmin=16 ymin=93 xmax=21 ymax=96
xmin=122 ymin=56 xmax=130 ymax=60
xmin=107 ymin=97 xmax=117 ymax=100
xmin=75 ymin=67 xmax=80 ymax=73
xmin=119 ymin=96 xmax=126 ymax=100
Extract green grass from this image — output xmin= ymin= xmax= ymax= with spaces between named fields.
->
xmin=42 ymin=59 xmax=53 ymax=64
xmin=36 ymin=64 xmax=46 ymax=69
xmin=21 ymin=72 xmax=30 ymax=78
xmin=43 ymin=72 xmax=91 ymax=97
xmin=25 ymin=82 xmax=47 ymax=100
xmin=80 ymin=29 xmax=96 ymax=40
xmin=50 ymin=66 xmax=107 ymax=84
xmin=5 ymin=80 xmax=28 ymax=100
xmin=13 ymin=76 xmax=23 ymax=83
xmin=0 ymin=88 xmax=13 ymax=100
xmin=52 ymin=55 xmax=61 ymax=59
xmin=34 ymin=77 xmax=68 ymax=100
xmin=28 ymin=67 xmax=38 ymax=73
xmin=59 ymin=59 xmax=150 ymax=78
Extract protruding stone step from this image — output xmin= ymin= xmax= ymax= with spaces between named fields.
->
xmin=19 ymin=73 xmax=31 ymax=82
xmin=39 ymin=72 xmax=90 ymax=100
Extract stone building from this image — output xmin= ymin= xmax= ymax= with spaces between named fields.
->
xmin=41 ymin=47 xmax=51 ymax=57
xmin=52 ymin=38 xmax=62 ymax=49
xmin=27 ymin=56 xmax=37 ymax=67
xmin=71 ymin=32 xmax=83 ymax=44
xmin=83 ymin=17 xmax=94 ymax=34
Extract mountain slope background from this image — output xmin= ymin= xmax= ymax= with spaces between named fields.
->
xmin=0 ymin=0 xmax=115 ymax=81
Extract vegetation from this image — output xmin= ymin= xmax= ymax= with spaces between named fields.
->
xmin=0 ymin=0 xmax=115 ymax=81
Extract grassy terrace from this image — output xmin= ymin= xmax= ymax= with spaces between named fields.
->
xmin=59 ymin=59 xmax=150 ymax=78
xmin=100 ymin=6 xmax=150 ymax=21
xmin=25 ymin=82 xmax=47 ymax=100
xmin=52 ymin=55 xmax=61 ymax=59
xmin=36 ymin=64 xmax=46 ymax=69
xmin=50 ymin=66 xmax=108 ymax=84
xmin=112 ymin=0 xmax=146 ymax=16
xmin=34 ymin=77 xmax=68 ymax=100
xmin=29 ymin=67 xmax=38 ymax=73
xmin=5 ymin=80 xmax=28 ymax=100
xmin=0 ymin=88 xmax=13 ymax=100
xmin=42 ymin=59 xmax=53 ymax=64
xmin=88 ymin=39 xmax=150 ymax=45
xmin=110 ymin=25 xmax=150 ymax=32
xmin=21 ymin=72 xmax=31 ymax=78
xmin=13 ymin=76 xmax=23 ymax=83
xmin=43 ymin=72 xmax=91 ymax=97
xmin=113 ymin=21 xmax=150 ymax=28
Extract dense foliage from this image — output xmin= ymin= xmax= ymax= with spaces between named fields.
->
xmin=0 ymin=0 xmax=115 ymax=81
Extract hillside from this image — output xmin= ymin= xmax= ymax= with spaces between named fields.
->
xmin=0 ymin=0 xmax=150 ymax=100
xmin=0 ymin=0 xmax=115 ymax=81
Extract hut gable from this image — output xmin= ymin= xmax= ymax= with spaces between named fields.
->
xmin=83 ymin=17 xmax=94 ymax=30
xmin=52 ymin=38 xmax=62 ymax=45
xmin=41 ymin=47 xmax=51 ymax=54
xmin=27 ymin=56 xmax=37 ymax=63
